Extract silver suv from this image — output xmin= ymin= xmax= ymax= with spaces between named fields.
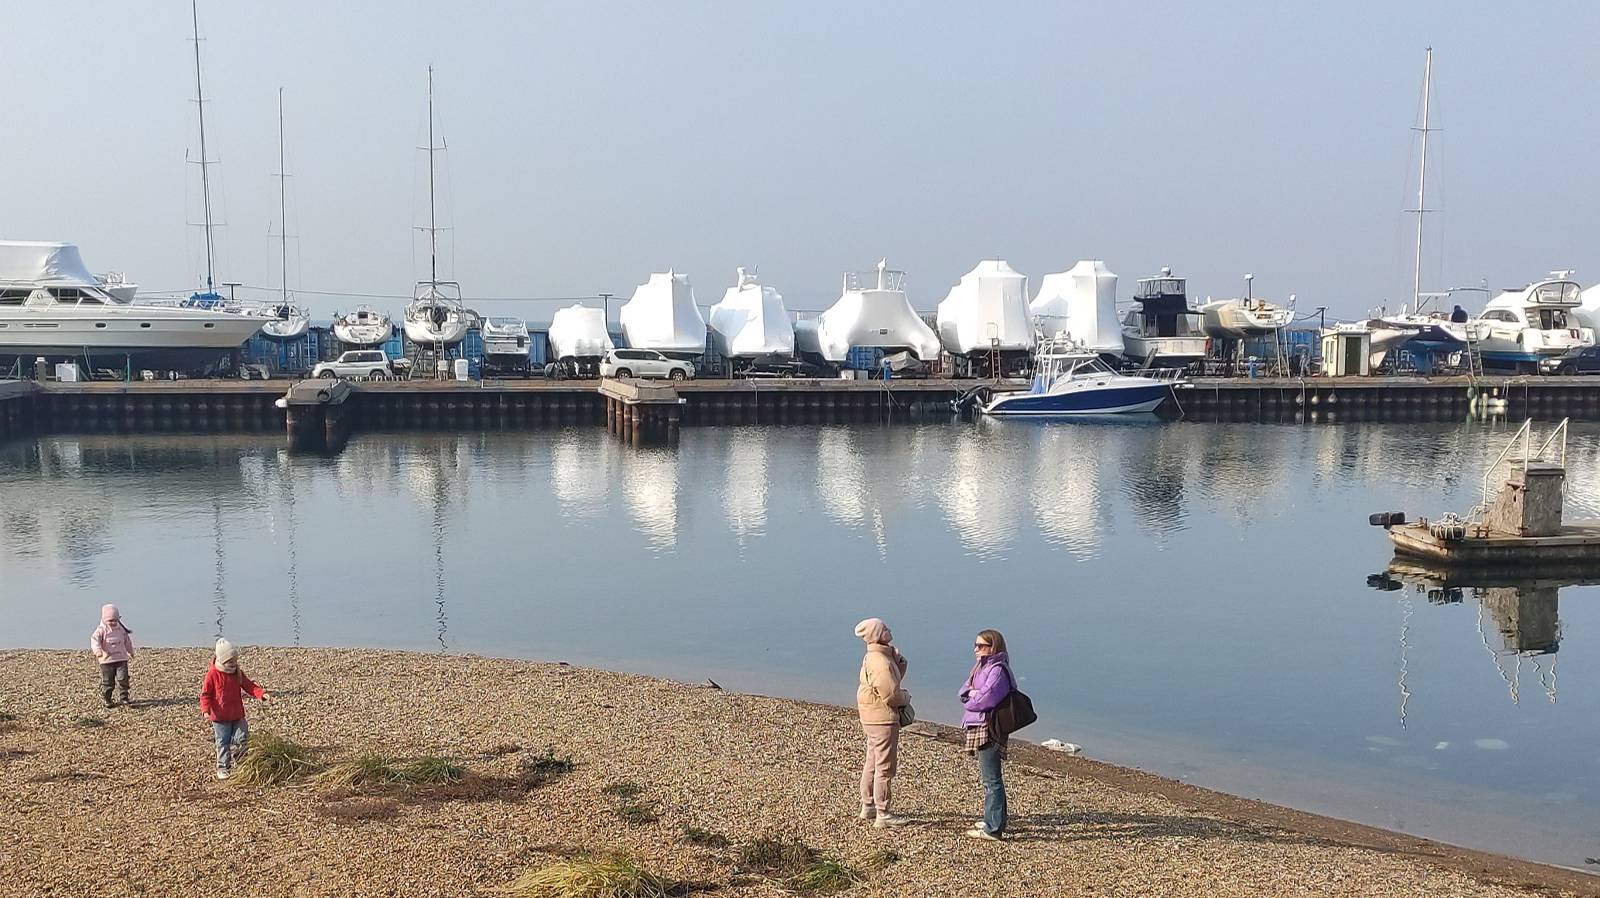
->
xmin=600 ymin=349 xmax=694 ymax=381
xmin=312 ymin=350 xmax=403 ymax=379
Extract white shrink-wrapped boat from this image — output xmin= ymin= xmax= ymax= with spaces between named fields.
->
xmin=333 ymin=306 xmax=393 ymax=347
xmin=619 ymin=270 xmax=707 ymax=360
xmin=708 ymin=267 xmax=794 ymax=368
xmin=794 ymin=259 xmax=940 ymax=364
xmin=936 ymin=259 xmax=1035 ymax=376
xmin=1577 ymin=282 xmax=1600 ymax=332
xmin=1030 ymin=260 xmax=1124 ymax=359
xmin=1200 ymin=296 xmax=1293 ymax=340
xmin=548 ymin=304 xmax=614 ymax=378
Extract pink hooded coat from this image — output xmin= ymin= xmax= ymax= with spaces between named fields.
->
xmin=90 ymin=604 xmax=134 ymax=664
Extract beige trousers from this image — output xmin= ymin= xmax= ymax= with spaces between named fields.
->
xmin=859 ymin=722 xmax=900 ymax=812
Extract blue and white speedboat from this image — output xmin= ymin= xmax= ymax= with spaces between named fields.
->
xmin=979 ymin=337 xmax=1175 ymax=417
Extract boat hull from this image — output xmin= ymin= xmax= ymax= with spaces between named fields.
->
xmin=982 ymin=381 xmax=1168 ymax=416
xmin=403 ymin=319 xmax=469 ymax=346
xmin=1121 ymin=333 xmax=1207 ymax=366
xmin=260 ymin=317 xmax=310 ymax=341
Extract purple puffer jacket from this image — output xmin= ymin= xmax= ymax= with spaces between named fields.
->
xmin=958 ymin=652 xmax=1012 ymax=728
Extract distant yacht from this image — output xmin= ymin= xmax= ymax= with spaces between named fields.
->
xmin=402 ymin=66 xmax=469 ymax=348
xmin=794 ymin=259 xmax=940 ymax=366
xmin=708 ymin=267 xmax=794 ymax=371
xmin=1031 ymin=259 xmax=1124 ymax=361
xmin=619 ymin=270 xmax=708 ymax=360
xmin=332 ymin=306 xmax=393 ymax=348
xmin=261 ymin=87 xmax=310 ymax=343
xmin=1474 ymin=274 xmax=1593 ymax=372
xmin=481 ymin=316 xmax=530 ymax=367
xmin=1200 ymin=295 xmax=1293 ymax=340
xmin=936 ymin=259 xmax=1035 ymax=377
xmin=0 ymin=241 xmax=263 ymax=371
xmin=1120 ymin=268 xmax=1207 ymax=369
xmin=547 ymin=303 xmax=613 ymax=377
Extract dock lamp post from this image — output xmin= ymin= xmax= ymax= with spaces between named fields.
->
xmin=1245 ymin=273 xmax=1253 ymax=302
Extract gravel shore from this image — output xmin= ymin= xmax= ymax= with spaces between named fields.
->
xmin=0 ymin=648 xmax=1588 ymax=898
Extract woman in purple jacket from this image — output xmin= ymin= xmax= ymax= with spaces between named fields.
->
xmin=959 ymin=628 xmax=1011 ymax=840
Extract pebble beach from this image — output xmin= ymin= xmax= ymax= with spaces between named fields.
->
xmin=0 ymin=647 xmax=1591 ymax=898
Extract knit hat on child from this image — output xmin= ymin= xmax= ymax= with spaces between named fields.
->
xmin=214 ymin=639 xmax=239 ymax=672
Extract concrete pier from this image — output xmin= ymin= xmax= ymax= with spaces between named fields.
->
xmin=279 ymin=379 xmax=355 ymax=453
xmin=599 ymin=378 xmax=682 ymax=445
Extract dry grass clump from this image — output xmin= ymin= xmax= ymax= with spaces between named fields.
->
xmin=401 ymin=756 xmax=465 ymax=785
xmin=318 ymin=797 xmax=400 ymax=822
xmin=73 ymin=716 xmax=105 ymax=728
xmin=517 ymin=746 xmax=575 ymax=789
xmin=615 ymin=801 xmax=658 ymax=825
xmin=493 ymin=854 xmax=674 ymax=898
xmin=231 ymin=732 xmax=322 ymax=787
xmin=739 ymin=835 xmax=818 ymax=877
xmin=318 ymin=753 xmax=408 ymax=789
xmin=863 ymin=849 xmax=901 ymax=871
xmin=600 ymin=781 xmax=643 ymax=799
xmin=679 ymin=826 xmax=729 ymax=849
xmin=789 ymin=859 xmax=864 ymax=894
xmin=483 ymin=742 xmax=522 ymax=758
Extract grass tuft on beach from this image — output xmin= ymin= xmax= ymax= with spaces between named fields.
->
xmin=739 ymin=835 xmax=817 ymax=877
xmin=679 ymin=826 xmax=729 ymax=849
xmin=317 ymin=753 xmax=407 ymax=789
xmin=494 ymin=854 xmax=674 ymax=898
xmin=400 ymin=756 xmax=465 ymax=785
xmin=73 ymin=716 xmax=105 ymax=728
xmin=788 ymin=858 xmax=864 ymax=894
xmin=518 ymin=746 xmax=575 ymax=789
xmin=231 ymin=732 xmax=322 ymax=787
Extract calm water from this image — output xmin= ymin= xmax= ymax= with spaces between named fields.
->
xmin=3 ymin=421 xmax=1599 ymax=868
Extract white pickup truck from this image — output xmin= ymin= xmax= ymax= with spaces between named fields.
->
xmin=311 ymin=350 xmax=409 ymax=379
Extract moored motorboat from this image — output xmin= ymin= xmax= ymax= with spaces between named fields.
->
xmin=0 ymin=241 xmax=264 ymax=371
xmin=977 ymin=335 xmax=1174 ymax=417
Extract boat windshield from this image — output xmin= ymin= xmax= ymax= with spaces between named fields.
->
xmin=487 ymin=317 xmax=522 ymax=329
xmin=1534 ymin=308 xmax=1572 ymax=330
xmin=1531 ymin=282 xmax=1580 ymax=305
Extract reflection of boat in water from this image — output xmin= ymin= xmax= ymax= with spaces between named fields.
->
xmin=722 ymin=429 xmax=769 ymax=543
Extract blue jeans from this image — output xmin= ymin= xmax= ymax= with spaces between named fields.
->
xmin=977 ymin=742 xmax=1007 ymax=836
xmin=213 ymin=718 xmax=249 ymax=771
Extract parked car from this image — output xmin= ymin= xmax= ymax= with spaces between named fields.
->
xmin=599 ymin=348 xmax=694 ymax=381
xmin=311 ymin=349 xmax=406 ymax=379
xmin=1539 ymin=345 xmax=1600 ymax=375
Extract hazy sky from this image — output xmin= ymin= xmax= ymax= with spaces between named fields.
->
xmin=6 ymin=2 xmax=1598 ymax=322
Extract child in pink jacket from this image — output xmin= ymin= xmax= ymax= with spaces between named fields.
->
xmin=90 ymin=604 xmax=135 ymax=708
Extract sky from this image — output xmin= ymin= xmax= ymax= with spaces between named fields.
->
xmin=5 ymin=1 xmax=1598 ymax=324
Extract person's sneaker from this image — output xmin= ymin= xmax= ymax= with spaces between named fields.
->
xmin=873 ymin=813 xmax=911 ymax=828
xmin=857 ymin=806 xmax=876 ymax=821
xmin=964 ymin=827 xmax=1002 ymax=841
xmin=119 ymin=695 xmax=131 ymax=707
xmin=102 ymin=697 xmax=114 ymax=709
xmin=216 ymin=768 xmax=230 ymax=780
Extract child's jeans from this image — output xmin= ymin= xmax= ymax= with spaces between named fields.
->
xmin=98 ymin=661 xmax=130 ymax=705
xmin=213 ymin=718 xmax=249 ymax=771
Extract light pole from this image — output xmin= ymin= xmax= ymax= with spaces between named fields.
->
xmin=1244 ymin=273 xmax=1253 ymax=302
xmin=600 ymin=293 xmax=613 ymax=331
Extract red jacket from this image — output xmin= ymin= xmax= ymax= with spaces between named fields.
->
xmin=199 ymin=664 xmax=265 ymax=722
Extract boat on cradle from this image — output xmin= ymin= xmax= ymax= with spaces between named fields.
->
xmin=1120 ymin=268 xmax=1207 ymax=369
xmin=1031 ymin=259 xmax=1124 ymax=364
xmin=1577 ymin=283 xmax=1600 ymax=332
xmin=794 ymin=259 xmax=940 ymax=367
xmin=0 ymin=241 xmax=264 ymax=371
xmin=976 ymin=335 xmax=1175 ymax=417
xmin=1473 ymin=274 xmax=1594 ymax=372
xmin=260 ymin=87 xmax=311 ymax=344
xmin=708 ymin=267 xmax=794 ymax=372
xmin=547 ymin=304 xmax=612 ymax=377
xmin=936 ymin=259 xmax=1035 ymax=377
xmin=1200 ymin=296 xmax=1293 ymax=340
xmin=258 ymin=303 xmax=311 ymax=341
xmin=96 ymin=272 xmax=138 ymax=303
xmin=402 ymin=67 xmax=468 ymax=349
xmin=619 ymin=270 xmax=708 ymax=360
xmin=481 ymin=316 xmax=530 ymax=361
xmin=332 ymin=306 xmax=392 ymax=347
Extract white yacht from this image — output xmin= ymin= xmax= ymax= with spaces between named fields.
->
xmin=1200 ymin=296 xmax=1293 ymax=340
xmin=258 ymin=303 xmax=311 ymax=341
xmin=0 ymin=241 xmax=263 ymax=371
xmin=1031 ymin=259 xmax=1124 ymax=359
xmin=1121 ymin=269 xmax=1206 ymax=368
xmin=1474 ymin=274 xmax=1594 ymax=372
xmin=708 ymin=267 xmax=794 ymax=369
xmin=402 ymin=67 xmax=469 ymax=349
xmin=1575 ymin=282 xmax=1600 ymax=333
xmin=936 ymin=259 xmax=1035 ymax=376
xmin=794 ymin=259 xmax=940 ymax=365
xmin=976 ymin=335 xmax=1174 ymax=417
xmin=261 ymin=87 xmax=311 ymax=344
xmin=481 ymin=316 xmax=530 ymax=362
xmin=619 ymin=270 xmax=708 ymax=360
xmin=332 ymin=306 xmax=393 ymax=347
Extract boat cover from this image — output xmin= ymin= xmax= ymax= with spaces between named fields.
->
xmin=1031 ymin=260 xmax=1124 ymax=355
xmin=794 ymin=261 xmax=940 ymax=362
xmin=936 ymin=260 xmax=1035 ymax=355
xmin=1578 ymin=283 xmax=1600 ymax=331
xmin=708 ymin=268 xmax=794 ymax=359
xmin=619 ymin=270 xmax=707 ymax=355
xmin=0 ymin=241 xmax=100 ymax=287
xmin=548 ymin=304 xmax=614 ymax=359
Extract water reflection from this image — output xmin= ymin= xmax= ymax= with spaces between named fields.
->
xmin=621 ymin=445 xmax=679 ymax=551
xmin=722 ymin=429 xmax=769 ymax=545
xmin=939 ymin=423 xmax=1026 ymax=559
xmin=550 ymin=428 xmax=612 ymax=520
xmin=1030 ymin=425 xmax=1108 ymax=558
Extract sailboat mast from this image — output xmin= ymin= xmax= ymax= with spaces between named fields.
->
xmin=1411 ymin=47 xmax=1433 ymax=313
xmin=277 ymin=87 xmax=289 ymax=307
xmin=191 ymin=0 xmax=216 ymax=292
xmin=427 ymin=65 xmax=438 ymax=287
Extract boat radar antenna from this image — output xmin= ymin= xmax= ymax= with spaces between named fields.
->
xmin=189 ymin=0 xmax=217 ymax=293
xmin=1408 ymin=48 xmax=1437 ymax=314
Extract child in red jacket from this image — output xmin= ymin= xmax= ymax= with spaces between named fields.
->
xmin=200 ymin=639 xmax=271 ymax=780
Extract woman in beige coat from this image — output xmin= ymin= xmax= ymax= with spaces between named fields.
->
xmin=855 ymin=617 xmax=910 ymax=827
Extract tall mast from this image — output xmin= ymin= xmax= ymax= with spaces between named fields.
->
xmin=1410 ymin=47 xmax=1434 ymax=313
xmin=190 ymin=0 xmax=216 ymax=292
xmin=276 ymin=87 xmax=289 ymax=307
xmin=427 ymin=65 xmax=438 ymax=287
